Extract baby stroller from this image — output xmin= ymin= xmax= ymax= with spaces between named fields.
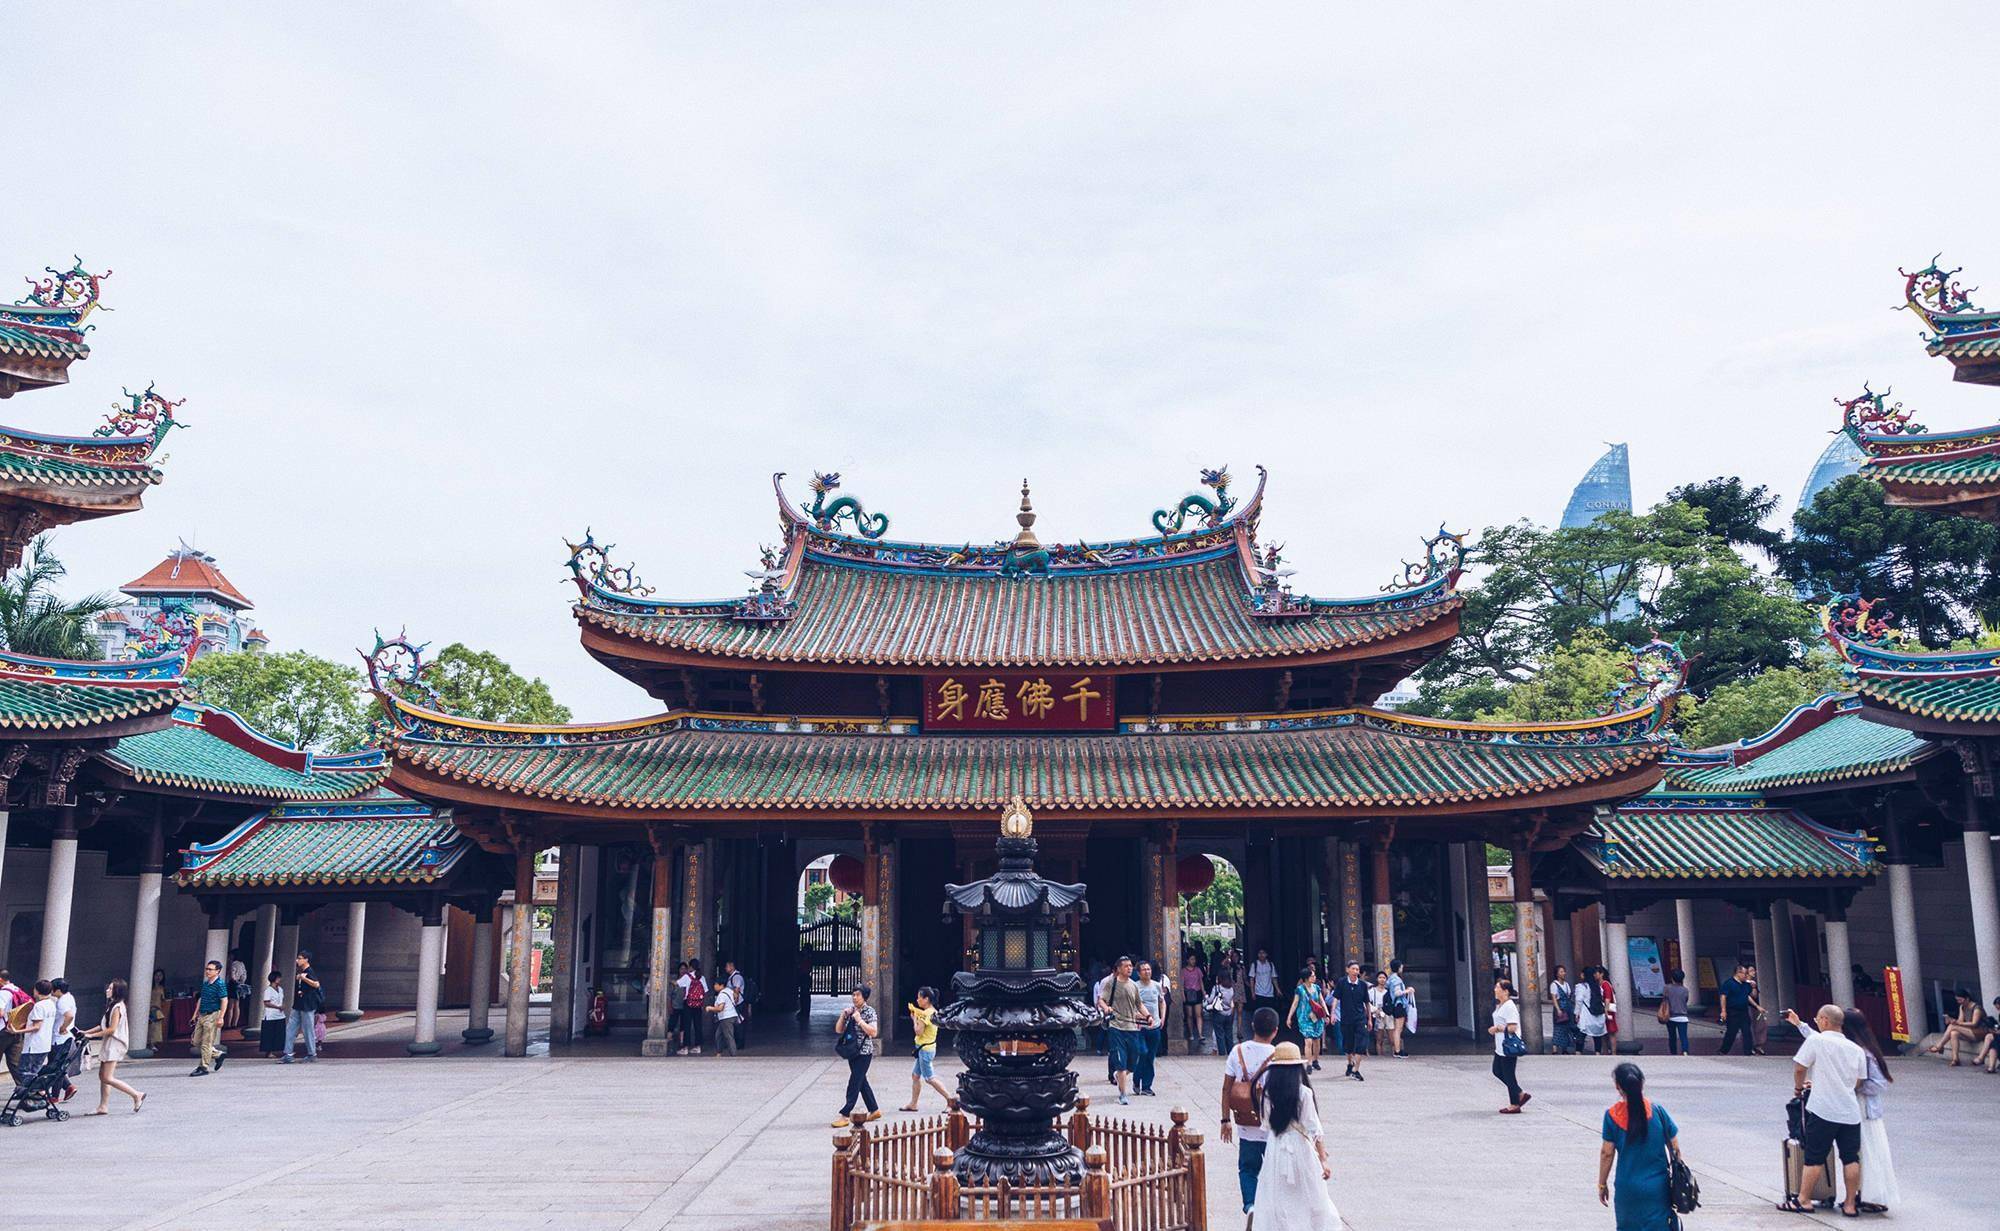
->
xmin=2 ymin=1029 xmax=86 ymax=1127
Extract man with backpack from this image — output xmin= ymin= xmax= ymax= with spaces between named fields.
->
xmin=282 ymin=949 xmax=324 ymax=1064
xmin=0 ymin=969 xmax=30 ymax=1081
xmin=723 ymin=960 xmax=757 ymax=1050
xmin=1219 ymin=1006 xmax=1281 ymax=1225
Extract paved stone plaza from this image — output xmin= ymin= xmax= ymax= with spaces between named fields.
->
xmin=8 ymin=1022 xmax=1995 ymax=1230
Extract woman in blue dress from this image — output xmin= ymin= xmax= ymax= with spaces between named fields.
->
xmin=1285 ymin=968 xmax=1324 ymax=1069
xmin=1596 ymin=1062 xmax=1682 ymax=1230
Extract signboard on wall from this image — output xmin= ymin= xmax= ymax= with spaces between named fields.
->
xmin=921 ymin=673 xmax=1116 ymax=732
xmin=1627 ymin=935 xmax=1666 ymax=998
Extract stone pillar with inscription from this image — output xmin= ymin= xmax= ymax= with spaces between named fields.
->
xmin=1339 ymin=841 xmax=1364 ymax=971
xmin=860 ymin=831 xmax=899 ymax=1044
xmin=1509 ymin=837 xmax=1544 ymax=1053
xmin=503 ymin=851 xmax=535 ymax=1057
xmin=678 ymin=836 xmax=713 ymax=977
xmin=1369 ymin=832 xmax=1396 ymax=971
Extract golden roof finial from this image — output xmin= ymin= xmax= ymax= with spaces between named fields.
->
xmin=1001 ymin=796 xmax=1034 ymax=838
xmin=1012 ymin=479 xmax=1041 ymax=551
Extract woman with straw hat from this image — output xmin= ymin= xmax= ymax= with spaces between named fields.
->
xmin=1250 ymin=1041 xmax=1341 ymax=1230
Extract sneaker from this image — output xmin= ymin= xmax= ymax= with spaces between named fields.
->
xmin=1350 ymin=1070 xmax=1364 ymax=1082
xmin=189 ymin=1066 xmax=209 ymax=1078
xmin=281 ymin=1056 xmax=293 ymax=1064
xmin=214 ymin=1054 xmax=227 ymax=1070
xmin=831 ymin=1114 xmax=854 ymax=1128
xmin=1117 ymin=1094 xmax=1129 ymax=1105
xmin=676 ymin=1048 xmax=688 ymax=1056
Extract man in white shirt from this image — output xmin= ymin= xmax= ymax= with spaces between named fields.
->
xmin=1788 ymin=1003 xmax=1866 ymax=1217
xmin=13 ymin=980 xmax=57 ymax=1090
xmin=1248 ymin=948 xmax=1279 ymax=1021
xmin=1219 ymin=1005 xmax=1280 ymax=1226
xmin=50 ymin=977 xmax=78 ymax=1102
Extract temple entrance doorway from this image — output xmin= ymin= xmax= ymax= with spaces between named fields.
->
xmin=1178 ymin=853 xmax=1244 ymax=968
xmin=797 ymin=854 xmax=862 ymax=1007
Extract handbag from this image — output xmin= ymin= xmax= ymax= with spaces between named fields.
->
xmin=835 ymin=1016 xmax=862 ymax=1059
xmin=1668 ymin=1152 xmax=1701 ymax=1214
xmin=1656 ymin=1000 xmax=1670 ymax=1024
xmin=1502 ymin=1030 xmax=1527 ymax=1057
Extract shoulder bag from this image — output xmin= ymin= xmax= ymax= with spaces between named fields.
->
xmin=1502 ymin=1029 xmax=1527 ymax=1057
xmin=1223 ymin=1044 xmax=1262 ymax=1127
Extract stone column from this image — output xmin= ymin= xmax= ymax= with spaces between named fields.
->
xmin=1369 ymin=833 xmax=1396 ymax=970
xmin=273 ymin=908 xmax=302 ymax=1010
xmin=0 ymin=808 xmax=9 ymax=909
xmin=1673 ymin=898 xmax=1700 ymax=1009
xmin=641 ymin=840 xmax=675 ymax=1056
xmin=503 ymin=851 xmax=535 ymax=1057
xmin=1509 ymin=838 xmax=1544 ymax=1053
xmin=244 ymin=903 xmax=280 ymax=1036
xmin=338 ymin=901 xmax=368 ymax=1020
xmin=1768 ymin=898 xmax=1795 ymax=1016
xmin=1603 ymin=895 xmax=1634 ymax=1051
xmin=126 ymin=814 xmax=167 ymax=1058
xmin=548 ymin=842 xmax=581 ymax=1044
xmin=1749 ymin=904 xmax=1776 ymax=1026
xmin=1961 ymin=820 xmax=2000 ymax=1012
xmin=408 ymin=902 xmax=444 ymax=1055
xmin=203 ymin=905 xmax=231 ymax=969
xmin=1825 ymin=895 xmax=1855 ymax=1010
xmin=1881 ymin=803 xmax=1927 ymax=1033
xmin=868 ymin=834 xmax=899 ymax=1044
xmin=37 ymin=809 xmax=80 ymax=979
xmin=463 ymin=901 xmax=496 ymax=1044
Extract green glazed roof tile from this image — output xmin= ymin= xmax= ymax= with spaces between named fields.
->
xmin=1587 ymin=796 xmax=1876 ymax=880
xmin=175 ymin=802 xmax=462 ymax=890
xmin=0 ymin=676 xmax=186 ymax=731
xmin=1855 ymin=673 xmax=2000 ymax=724
xmin=582 ymin=555 xmax=1460 ymax=669
xmin=1666 ymin=713 xmax=1933 ymax=791
xmin=103 ymin=722 xmax=388 ymax=801
xmin=396 ymin=719 xmax=1660 ymax=814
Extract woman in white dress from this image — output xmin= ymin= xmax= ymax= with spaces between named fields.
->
xmin=1252 ymin=1041 xmax=1341 ymax=1231
xmin=1574 ymin=969 xmax=1609 ymax=1055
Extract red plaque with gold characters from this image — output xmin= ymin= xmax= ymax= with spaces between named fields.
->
xmin=1884 ymin=965 xmax=1909 ymax=1043
xmin=921 ymin=673 xmax=1116 ymax=732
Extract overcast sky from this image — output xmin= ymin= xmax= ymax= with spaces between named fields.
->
xmin=7 ymin=6 xmax=1999 ymax=719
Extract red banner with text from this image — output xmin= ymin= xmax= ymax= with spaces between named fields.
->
xmin=1884 ymin=966 xmax=1909 ymax=1042
xmin=921 ymin=672 xmax=1116 ymax=732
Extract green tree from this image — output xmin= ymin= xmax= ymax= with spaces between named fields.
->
xmin=1781 ymin=474 xmax=2000 ymax=646
xmin=1650 ymin=550 xmax=1814 ymax=695
xmin=1474 ymin=628 xmax=1634 ymax=724
xmin=423 ymin=643 xmax=571 ymax=724
xmin=801 ymin=881 xmax=835 ymax=923
xmin=1666 ymin=476 xmax=1783 ymax=554
xmin=0 ymin=538 xmax=113 ymax=659
xmin=1681 ymin=654 xmax=1850 ymax=749
xmin=1180 ymin=857 xmax=1244 ymax=927
xmin=186 ymin=649 xmax=373 ymax=752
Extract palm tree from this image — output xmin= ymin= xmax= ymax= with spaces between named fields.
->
xmin=0 ymin=537 xmax=115 ymax=659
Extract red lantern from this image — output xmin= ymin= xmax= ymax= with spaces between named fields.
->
xmin=1176 ymin=854 xmax=1216 ymax=896
xmin=827 ymin=853 xmax=865 ymax=896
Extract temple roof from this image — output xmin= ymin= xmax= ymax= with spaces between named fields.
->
xmin=569 ymin=468 xmax=1468 ymax=676
xmin=0 ymin=261 xmax=108 ymax=397
xmin=376 ymin=692 xmax=1670 ymax=822
xmin=1580 ymin=792 xmax=1876 ymax=881
xmin=174 ymin=797 xmax=466 ymax=891
xmin=97 ymin=704 xmax=388 ymax=802
xmin=0 ymin=384 xmax=183 ymax=568
xmin=1664 ymin=695 xmax=1934 ymax=793
xmin=0 ymin=647 xmax=188 ymax=736
xmin=122 ymin=544 xmax=252 ymax=609
xmin=1843 ymin=393 xmax=2000 ymax=521
xmin=1903 ymin=258 xmax=2000 ymax=386
xmin=1823 ymin=600 xmax=2000 ymax=732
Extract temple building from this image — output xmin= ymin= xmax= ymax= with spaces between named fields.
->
xmin=371 ymin=466 xmax=1684 ymax=1055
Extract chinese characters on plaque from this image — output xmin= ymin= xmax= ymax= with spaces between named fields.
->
xmin=922 ymin=672 xmax=1116 ymax=731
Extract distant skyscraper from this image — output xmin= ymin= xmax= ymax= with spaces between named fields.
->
xmin=1561 ymin=443 xmax=1633 ymax=528
xmin=1797 ymin=433 xmax=1867 ymax=516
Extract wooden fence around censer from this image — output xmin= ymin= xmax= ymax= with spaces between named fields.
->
xmin=832 ymin=1096 xmax=1207 ymax=1231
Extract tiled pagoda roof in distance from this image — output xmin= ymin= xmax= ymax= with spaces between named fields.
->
xmin=1664 ymin=694 xmax=1934 ymax=793
xmin=1582 ymin=791 xmax=1877 ymax=881
xmin=0 ymin=646 xmax=188 ymax=734
xmin=174 ymin=796 xmax=464 ymax=891
xmin=570 ymin=468 xmax=1470 ymax=674
xmin=375 ymin=689 xmax=1673 ymax=821
xmin=122 ymin=544 xmax=253 ymax=610
xmin=0 ymin=260 xmax=107 ymax=397
xmin=98 ymin=703 xmax=388 ymax=802
xmin=1823 ymin=601 xmax=2000 ymax=731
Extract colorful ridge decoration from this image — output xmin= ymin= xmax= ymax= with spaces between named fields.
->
xmin=1585 ymin=791 xmax=1876 ymax=881
xmin=0 ymin=645 xmax=188 ymax=734
xmin=0 ymin=259 xmax=109 ymax=397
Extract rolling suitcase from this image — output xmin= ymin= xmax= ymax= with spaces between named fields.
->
xmin=1782 ymin=1139 xmax=1835 ymax=1206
